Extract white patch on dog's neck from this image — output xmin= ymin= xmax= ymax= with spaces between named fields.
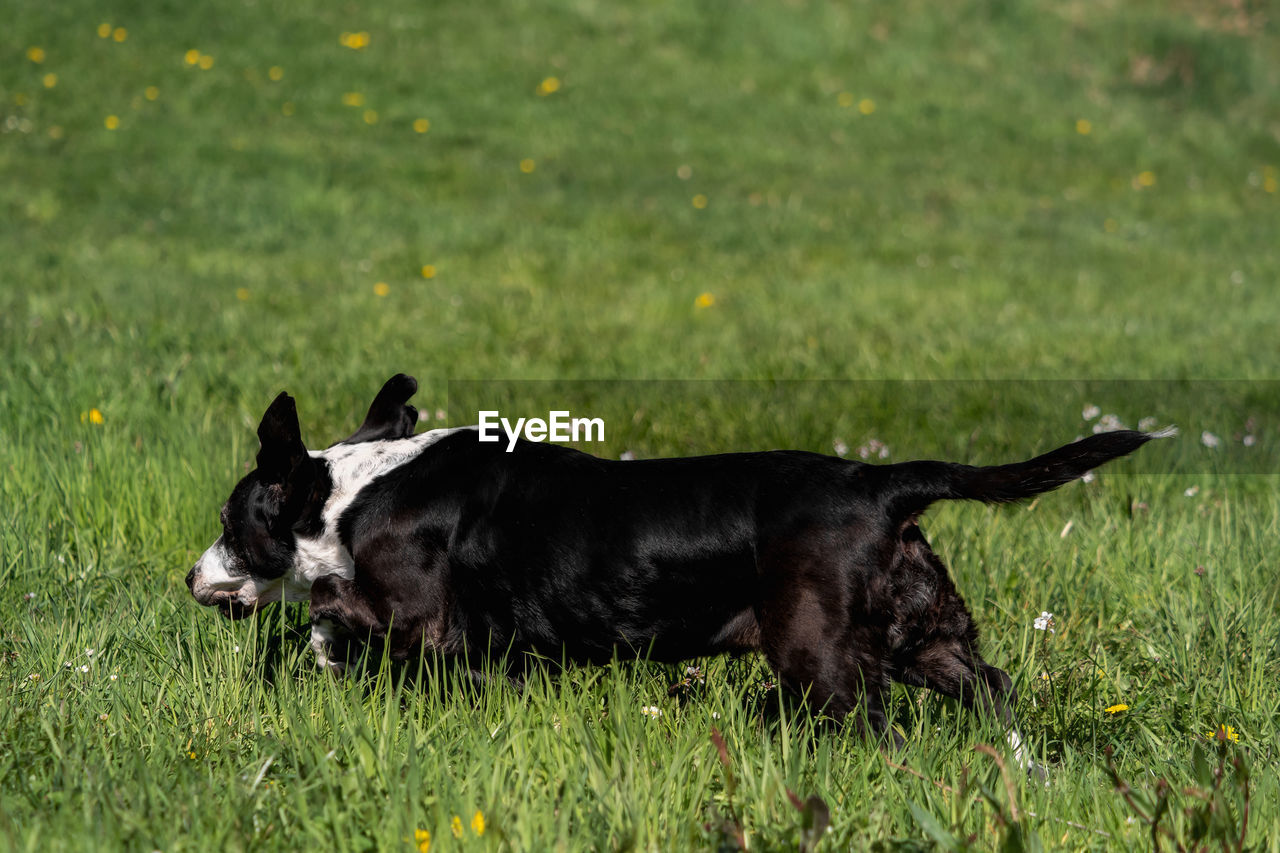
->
xmin=284 ymin=428 xmax=462 ymax=600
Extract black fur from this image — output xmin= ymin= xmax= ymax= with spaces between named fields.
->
xmin=196 ymin=376 xmax=1159 ymax=744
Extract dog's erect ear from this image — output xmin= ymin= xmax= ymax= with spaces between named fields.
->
xmin=256 ymin=391 xmax=311 ymax=485
xmin=333 ymin=373 xmax=419 ymax=446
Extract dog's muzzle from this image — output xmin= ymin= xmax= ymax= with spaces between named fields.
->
xmin=189 ymin=538 xmax=253 ymax=617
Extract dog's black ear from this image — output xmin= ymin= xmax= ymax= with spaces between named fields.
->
xmin=256 ymin=391 xmax=311 ymax=486
xmin=333 ymin=373 xmax=419 ymax=446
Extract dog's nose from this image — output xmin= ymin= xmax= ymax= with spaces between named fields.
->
xmin=186 ymin=566 xmax=197 ymax=590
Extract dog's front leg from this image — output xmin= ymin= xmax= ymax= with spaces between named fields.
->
xmin=309 ymin=576 xmax=382 ymax=673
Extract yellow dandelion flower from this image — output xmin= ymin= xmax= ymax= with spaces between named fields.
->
xmin=187 ymin=751 xmax=197 ymax=759
xmin=413 ymin=117 xmax=430 ymax=133
xmin=692 ymin=194 xmax=708 ymax=209
xmin=235 ymin=287 xmax=250 ymax=301
xmin=450 ymin=816 xmax=463 ymax=839
xmin=1136 ymin=170 xmax=1156 ymax=188
xmin=363 ymin=109 xmax=378 ymax=124
xmin=536 ymin=76 xmax=561 ymax=96
xmin=1104 ymin=703 xmax=1128 ymax=714
xmin=471 ymin=810 xmax=485 ymax=836
xmin=88 ymin=408 xmax=105 ymax=425
xmin=1076 ymin=118 xmax=1092 ymax=135
xmin=198 ymin=54 xmax=214 ymax=70
xmin=694 ymin=292 xmax=715 ymax=309
xmin=519 ymin=158 xmax=536 ymax=173
xmin=282 ymin=101 xmax=296 ymax=116
xmin=98 ymin=23 xmax=112 ymax=38
xmin=145 ymin=85 xmax=159 ymax=101
xmin=184 ymin=49 xmax=200 ymax=66
xmin=421 ymin=264 xmax=436 ymax=279
xmin=858 ymin=98 xmax=876 ymax=115
xmin=43 ymin=73 xmax=58 ymax=89
xmin=414 ymin=829 xmax=431 ymax=853
xmin=340 ymin=31 xmax=370 ymax=50
xmin=373 ymin=282 xmax=390 ymax=297
xmin=27 ymin=46 xmax=46 ymax=64
xmin=1206 ymin=725 xmax=1240 ymax=742
xmin=104 ymin=115 xmax=120 ymax=130
xmin=837 ymin=92 xmax=854 ymax=108
xmin=268 ymin=66 xmax=284 ymax=81
xmin=112 ymin=27 xmax=128 ymax=42
xmin=342 ymin=91 xmax=364 ymax=107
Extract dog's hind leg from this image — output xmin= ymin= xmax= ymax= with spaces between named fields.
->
xmin=756 ymin=553 xmax=901 ymax=746
xmin=889 ymin=524 xmax=1047 ymax=780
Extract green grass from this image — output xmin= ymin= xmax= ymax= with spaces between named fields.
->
xmin=2 ymin=0 xmax=1279 ymax=849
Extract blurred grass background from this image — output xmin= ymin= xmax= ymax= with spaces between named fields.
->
xmin=2 ymin=0 xmax=1278 ymax=849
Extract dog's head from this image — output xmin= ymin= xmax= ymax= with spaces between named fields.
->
xmin=186 ymin=392 xmax=324 ymax=617
xmin=187 ymin=375 xmax=419 ymax=618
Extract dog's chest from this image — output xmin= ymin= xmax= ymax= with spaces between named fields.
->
xmin=290 ymin=429 xmax=462 ymax=591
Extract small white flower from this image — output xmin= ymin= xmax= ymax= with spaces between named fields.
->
xmin=1138 ymin=416 xmax=1158 ymax=431
xmin=1242 ymin=434 xmax=1256 ymax=447
xmin=640 ymin=705 xmax=662 ymax=718
xmin=1081 ymin=471 xmax=1095 ymax=484
xmin=619 ymin=450 xmax=636 ymax=461
xmin=28 ymin=673 xmax=40 ymax=681
xmin=434 ymin=408 xmax=447 ymax=421
xmin=1082 ymin=404 xmax=1101 ymax=421
xmin=85 ymin=648 xmax=95 ymax=656
xmin=23 ymin=592 xmax=35 ymax=600
xmin=1201 ymin=431 xmax=1221 ymax=449
xmin=1033 ymin=611 xmax=1055 ymax=633
xmin=832 ymin=439 xmax=849 ymax=458
xmin=711 ymin=712 xmax=721 ymax=720
xmin=109 ymin=674 xmax=118 ymax=681
xmin=1092 ymin=414 xmax=1125 ymax=433
xmin=79 ymin=664 xmax=90 ymax=673
xmin=98 ymin=713 xmax=108 ymax=722
xmin=857 ymin=439 xmax=890 ymax=460
xmin=1184 ymin=485 xmax=1200 ymax=497
xmin=233 ymin=646 xmax=240 ymax=653
xmin=64 ymin=662 xmax=72 ymax=669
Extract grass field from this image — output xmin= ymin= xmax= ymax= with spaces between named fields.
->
xmin=2 ymin=0 xmax=1279 ymax=849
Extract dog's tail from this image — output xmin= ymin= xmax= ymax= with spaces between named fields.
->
xmin=880 ymin=428 xmax=1173 ymax=521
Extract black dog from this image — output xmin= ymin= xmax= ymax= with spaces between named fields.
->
xmin=188 ymin=375 xmax=1161 ymax=768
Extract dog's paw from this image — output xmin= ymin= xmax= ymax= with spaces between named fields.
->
xmin=310 ymin=617 xmax=348 ymax=674
xmin=1026 ymin=759 xmax=1050 ymax=788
